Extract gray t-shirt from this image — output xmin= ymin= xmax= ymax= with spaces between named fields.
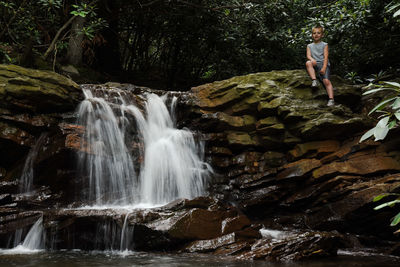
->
xmin=307 ymin=41 xmax=330 ymax=65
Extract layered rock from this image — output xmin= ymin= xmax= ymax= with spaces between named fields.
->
xmin=1 ymin=65 xmax=399 ymax=261
xmin=180 ymin=70 xmax=400 ymax=243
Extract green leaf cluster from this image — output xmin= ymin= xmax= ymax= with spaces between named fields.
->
xmin=373 ymin=193 xmax=400 ymax=232
xmin=360 ymin=81 xmax=400 ymax=142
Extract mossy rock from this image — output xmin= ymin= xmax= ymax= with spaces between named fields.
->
xmin=0 ymin=64 xmax=83 ymax=113
xmin=190 ymin=69 xmax=370 ymax=142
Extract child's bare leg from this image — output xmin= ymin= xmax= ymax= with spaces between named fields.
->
xmin=323 ymin=79 xmax=334 ymax=99
xmin=305 ymin=61 xmax=317 ymax=80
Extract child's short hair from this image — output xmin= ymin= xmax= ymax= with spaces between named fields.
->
xmin=312 ymin=25 xmax=324 ymax=33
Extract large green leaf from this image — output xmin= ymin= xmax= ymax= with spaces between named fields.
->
xmin=376 ymin=116 xmax=390 ymax=128
xmin=359 ymin=127 xmax=375 ymax=142
xmin=395 ymin=112 xmax=400 ymax=121
xmin=374 ymin=126 xmax=389 ymax=141
xmin=383 ymin=81 xmax=400 ymax=87
xmin=391 ymin=212 xmax=400 ymax=226
xmin=362 ymin=87 xmax=397 ymax=95
xmin=373 ymin=193 xmax=395 ymax=202
xmin=373 ymin=116 xmax=390 ymax=141
xmin=388 ymin=120 xmax=397 ymax=129
xmin=392 ymin=98 xmax=400 ymax=109
xmin=368 ymin=97 xmax=398 ymax=115
xmin=374 ymin=199 xmax=400 ymax=210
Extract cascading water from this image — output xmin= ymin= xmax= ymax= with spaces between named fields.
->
xmin=77 ymin=86 xmax=211 ymax=207
xmin=19 ymin=133 xmax=47 ymax=194
xmin=21 ymin=217 xmax=45 ymax=250
xmin=76 ymin=88 xmax=137 ymax=206
xmin=126 ymin=94 xmax=210 ymax=205
xmin=1 ymin=217 xmax=45 ymax=254
xmin=120 ymin=212 xmax=134 ymax=251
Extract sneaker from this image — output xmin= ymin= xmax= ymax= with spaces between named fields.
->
xmin=327 ymin=99 xmax=335 ymax=107
xmin=311 ymin=79 xmax=318 ymax=88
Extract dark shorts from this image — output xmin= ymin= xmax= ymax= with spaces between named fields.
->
xmin=314 ymin=63 xmax=330 ymax=80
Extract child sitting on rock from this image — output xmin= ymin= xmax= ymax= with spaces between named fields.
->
xmin=306 ymin=25 xmax=335 ymax=107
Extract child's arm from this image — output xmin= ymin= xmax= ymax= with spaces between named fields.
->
xmin=306 ymin=46 xmax=316 ymax=65
xmin=320 ymin=44 xmax=329 ymax=74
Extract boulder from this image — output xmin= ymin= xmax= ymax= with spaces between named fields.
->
xmin=0 ymin=64 xmax=82 ymax=113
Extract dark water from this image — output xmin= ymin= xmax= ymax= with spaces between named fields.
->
xmin=0 ymin=250 xmax=399 ymax=267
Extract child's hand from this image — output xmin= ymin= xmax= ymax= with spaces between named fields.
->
xmin=319 ymin=68 xmax=326 ymax=75
xmin=311 ymin=59 xmax=317 ymax=66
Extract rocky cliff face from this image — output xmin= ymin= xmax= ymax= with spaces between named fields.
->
xmin=0 ymin=65 xmax=399 ymax=261
xmin=0 ymin=64 xmax=83 ymax=235
xmin=183 ymin=70 xmax=400 ymax=239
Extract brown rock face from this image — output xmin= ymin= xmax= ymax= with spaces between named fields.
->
xmin=168 ymin=208 xmax=235 ymax=240
xmin=1 ymin=66 xmax=399 ymax=261
xmin=0 ymin=65 xmax=83 ymax=219
xmin=180 ymin=69 xmax=400 ymax=243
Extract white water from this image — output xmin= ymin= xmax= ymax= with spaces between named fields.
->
xmin=125 ymin=93 xmax=210 ymax=205
xmin=77 ymin=89 xmax=137 ymax=206
xmin=0 ymin=217 xmax=45 ymax=254
xmin=77 ymin=87 xmax=210 ymax=207
xmin=19 ymin=133 xmax=47 ymax=193
xmin=259 ymin=228 xmax=291 ymax=241
xmin=120 ymin=212 xmax=134 ymax=251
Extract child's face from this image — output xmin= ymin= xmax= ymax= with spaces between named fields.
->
xmin=312 ymin=28 xmax=323 ymax=42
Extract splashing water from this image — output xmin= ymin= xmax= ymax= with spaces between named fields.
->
xmin=0 ymin=217 xmax=45 ymax=254
xmin=21 ymin=216 xmax=45 ymax=250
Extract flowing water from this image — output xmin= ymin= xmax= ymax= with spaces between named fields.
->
xmin=19 ymin=133 xmax=47 ymax=194
xmin=76 ymin=86 xmax=210 ymax=206
xmin=4 ymin=86 xmax=399 ymax=266
xmin=2 ymin=217 xmax=45 ymax=254
xmin=125 ymin=93 xmax=210 ymax=205
xmin=76 ymin=88 xmax=137 ymax=206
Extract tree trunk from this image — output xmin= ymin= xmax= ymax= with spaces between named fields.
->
xmin=66 ymin=16 xmax=86 ymax=66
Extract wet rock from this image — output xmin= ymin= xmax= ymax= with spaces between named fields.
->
xmin=0 ymin=194 xmax=12 ymax=205
xmin=221 ymin=215 xmax=251 ymax=235
xmin=167 ymin=208 xmax=236 ymax=240
xmin=184 ymin=232 xmax=236 ymax=252
xmin=237 ymin=230 xmax=344 ymax=261
xmin=277 ymin=159 xmax=322 ymax=180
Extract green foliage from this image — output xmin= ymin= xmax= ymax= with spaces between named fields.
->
xmin=345 ymin=71 xmax=363 ymax=84
xmin=360 ymin=81 xmax=400 ymax=142
xmin=0 ymin=0 xmax=399 ymax=88
xmin=70 ymin=3 xmax=92 ymax=18
xmin=373 ymin=193 xmax=400 ymax=230
xmin=367 ymin=70 xmax=388 ymax=83
xmin=38 ymin=0 xmax=62 ymax=10
xmin=387 ymin=1 xmax=400 ymax=18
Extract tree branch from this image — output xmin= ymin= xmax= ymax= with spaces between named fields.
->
xmin=43 ymin=15 xmax=76 ymax=59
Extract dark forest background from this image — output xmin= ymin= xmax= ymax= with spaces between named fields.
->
xmin=0 ymin=0 xmax=399 ymax=90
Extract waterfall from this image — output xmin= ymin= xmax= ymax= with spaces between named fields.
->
xmin=126 ymin=94 xmax=210 ymax=205
xmin=1 ymin=217 xmax=45 ymax=254
xmin=77 ymin=86 xmax=211 ymax=207
xmin=77 ymin=88 xmax=137 ymax=206
xmin=21 ymin=217 xmax=45 ymax=250
xmin=19 ymin=133 xmax=47 ymax=194
xmin=120 ymin=212 xmax=134 ymax=251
